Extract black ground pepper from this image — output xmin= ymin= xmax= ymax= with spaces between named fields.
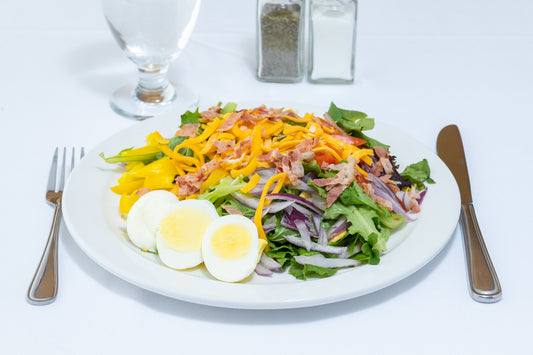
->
xmin=258 ymin=3 xmax=303 ymax=82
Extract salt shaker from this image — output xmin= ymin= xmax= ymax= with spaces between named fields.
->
xmin=308 ymin=0 xmax=357 ymax=83
xmin=256 ymin=0 xmax=305 ymax=83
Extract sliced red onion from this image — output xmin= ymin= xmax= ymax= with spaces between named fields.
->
xmin=283 ymin=235 xmax=348 ymax=255
xmin=309 ymin=192 xmax=327 ymax=211
xmin=367 ymin=173 xmax=413 ymax=221
xmin=338 ymin=243 xmax=362 ymax=258
xmin=254 ymin=263 xmax=273 ymax=277
xmin=259 ymin=253 xmax=282 ymax=272
xmin=266 ymin=192 xmax=324 ymax=213
xmin=265 ymin=200 xmax=294 ymax=214
xmin=317 ymin=226 xmax=328 ymax=246
xmin=281 ymin=209 xmax=318 ymax=237
xmin=294 ymin=254 xmax=362 ymax=268
xmin=290 ymin=180 xmax=315 ymax=192
xmin=231 ymin=192 xmax=260 ymax=209
xmin=419 ymin=188 xmax=427 ymax=204
xmin=327 ymin=217 xmax=349 ymax=239
xmin=263 ymin=225 xmax=276 ymax=234
xmin=252 ymin=168 xmax=276 ymax=180
xmin=294 ymin=219 xmax=312 ymax=251
xmin=248 ymin=183 xmax=266 ymax=195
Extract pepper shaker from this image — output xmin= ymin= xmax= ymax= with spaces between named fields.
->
xmin=256 ymin=0 xmax=305 ymax=83
xmin=308 ymin=0 xmax=357 ymax=83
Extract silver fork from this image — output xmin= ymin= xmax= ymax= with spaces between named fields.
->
xmin=27 ymin=147 xmax=85 ymax=305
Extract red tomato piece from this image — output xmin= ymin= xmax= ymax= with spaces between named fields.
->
xmin=314 ymin=151 xmax=338 ymax=166
xmin=331 ymin=134 xmax=366 ymax=146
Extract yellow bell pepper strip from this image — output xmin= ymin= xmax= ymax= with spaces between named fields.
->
xmin=147 ymin=131 xmax=170 ymax=145
xmin=143 ymin=174 xmax=175 ymax=190
xmin=253 ymin=173 xmax=286 ymax=242
xmin=119 ymin=191 xmax=140 ymax=215
xmin=111 ymin=179 xmax=144 ymax=195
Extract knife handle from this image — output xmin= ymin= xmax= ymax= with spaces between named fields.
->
xmin=460 ymin=203 xmax=502 ymax=303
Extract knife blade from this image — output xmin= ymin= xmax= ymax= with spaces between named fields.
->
xmin=437 ymin=124 xmax=502 ymax=303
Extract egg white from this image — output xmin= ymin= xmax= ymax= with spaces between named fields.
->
xmin=126 ymin=190 xmax=181 ymax=252
xmin=156 ymin=199 xmax=219 ymax=269
xmin=202 ymin=214 xmax=261 ymax=282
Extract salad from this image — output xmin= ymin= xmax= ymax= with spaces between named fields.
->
xmin=101 ymin=102 xmax=434 ymax=280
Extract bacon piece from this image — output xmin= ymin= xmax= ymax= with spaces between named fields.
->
xmin=258 ymin=148 xmax=305 ymax=185
xmin=233 ymin=137 xmax=251 ymax=158
xmin=370 ymin=161 xmax=384 ymax=176
xmin=311 ymin=156 xmax=357 ymax=207
xmin=221 ymin=205 xmax=243 ymax=215
xmin=325 ymin=185 xmax=346 ymax=208
xmin=375 ymin=196 xmax=393 ymax=211
xmin=174 ymin=159 xmax=221 ymax=197
xmin=374 ymin=146 xmax=394 ymax=175
xmin=200 ymin=106 xmax=221 ymax=121
xmin=217 ymin=111 xmax=244 ymax=131
xmin=199 ymin=159 xmax=221 ymax=175
xmin=258 ymin=148 xmax=283 ymax=162
xmin=294 ymin=138 xmax=318 ymax=160
xmin=174 ymin=173 xmax=206 ymax=197
xmin=213 ymin=139 xmax=235 ymax=154
xmin=405 ymin=185 xmax=421 ymax=213
xmin=380 ymin=175 xmax=400 ymax=193
xmin=320 ymin=112 xmax=349 ymax=135
xmin=175 ymin=123 xmax=200 ymax=137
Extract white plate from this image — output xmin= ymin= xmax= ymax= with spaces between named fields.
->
xmin=62 ymin=103 xmax=461 ymax=309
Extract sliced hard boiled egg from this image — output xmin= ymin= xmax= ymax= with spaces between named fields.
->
xmin=202 ymin=215 xmax=263 ymax=283
xmin=156 ymin=199 xmax=219 ymax=269
xmin=126 ymin=190 xmax=181 ymax=252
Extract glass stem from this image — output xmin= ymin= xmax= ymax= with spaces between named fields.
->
xmin=135 ymin=64 xmax=175 ymax=104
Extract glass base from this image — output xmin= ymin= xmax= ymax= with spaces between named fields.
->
xmin=109 ymin=83 xmax=199 ymax=120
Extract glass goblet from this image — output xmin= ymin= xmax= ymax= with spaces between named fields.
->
xmin=102 ymin=0 xmax=201 ymax=120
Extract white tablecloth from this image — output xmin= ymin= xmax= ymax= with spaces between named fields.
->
xmin=2 ymin=1 xmax=531 ymax=353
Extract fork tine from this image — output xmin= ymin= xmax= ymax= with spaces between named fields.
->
xmin=70 ymin=147 xmax=75 ymax=173
xmin=80 ymin=147 xmax=85 ymax=159
xmin=57 ymin=147 xmax=67 ymax=191
xmin=47 ymin=147 xmax=59 ymax=192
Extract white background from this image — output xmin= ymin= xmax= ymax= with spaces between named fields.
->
xmin=1 ymin=0 xmax=531 ymax=354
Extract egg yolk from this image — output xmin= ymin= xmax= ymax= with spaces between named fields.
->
xmin=210 ymin=224 xmax=252 ymax=260
xmin=159 ymin=208 xmax=212 ymax=252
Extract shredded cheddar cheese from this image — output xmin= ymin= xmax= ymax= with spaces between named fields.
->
xmin=253 ymin=172 xmax=287 ymax=242
xmin=109 ymin=105 xmax=375 ymax=220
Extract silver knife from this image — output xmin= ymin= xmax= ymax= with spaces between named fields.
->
xmin=437 ymin=124 xmax=502 ymax=302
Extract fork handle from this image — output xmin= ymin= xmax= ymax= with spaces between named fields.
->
xmin=27 ymin=202 xmax=61 ymax=305
xmin=460 ymin=203 xmax=502 ymax=303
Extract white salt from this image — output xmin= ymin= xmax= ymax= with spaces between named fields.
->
xmin=309 ymin=1 xmax=357 ymax=82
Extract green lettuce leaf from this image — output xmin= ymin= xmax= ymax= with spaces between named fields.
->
xmin=265 ymin=244 xmax=297 ymax=269
xmin=400 ymin=158 xmax=435 ymax=185
xmin=196 ymin=176 xmax=246 ymax=203
xmin=180 ymin=108 xmax=202 ymax=126
xmin=168 ymin=136 xmax=194 ymax=157
xmin=220 ymin=102 xmax=238 ymax=114
xmin=323 ymin=202 xmax=388 ymax=252
xmin=339 ymin=182 xmax=405 ymax=229
xmin=288 ymin=259 xmax=338 ymax=280
xmin=327 ymin=102 xmax=389 ymax=149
